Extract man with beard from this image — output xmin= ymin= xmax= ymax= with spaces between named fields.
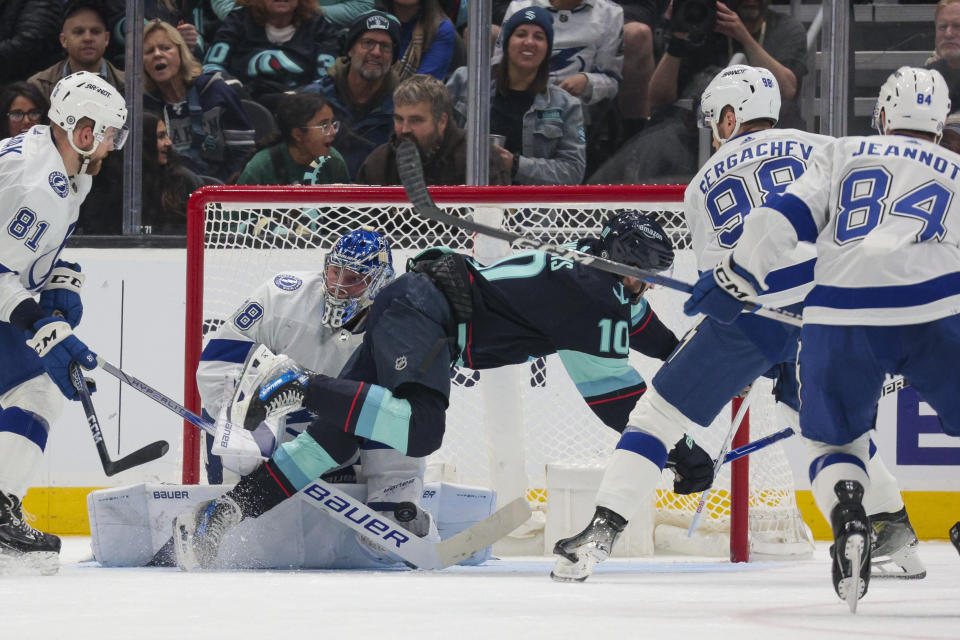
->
xmin=301 ymin=10 xmax=402 ymax=179
xmin=356 ymin=74 xmax=507 ymax=185
xmin=0 ymin=71 xmax=127 ymax=575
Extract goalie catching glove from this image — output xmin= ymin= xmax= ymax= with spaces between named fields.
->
xmin=227 ymin=344 xmax=311 ymax=431
xmin=665 ymin=436 xmax=714 ymax=495
xmin=683 ymin=253 xmax=763 ymax=324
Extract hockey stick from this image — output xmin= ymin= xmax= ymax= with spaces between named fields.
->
xmin=687 ymin=384 xmax=758 ymax=536
xmin=721 ymin=427 xmax=795 ymax=465
xmin=97 ymin=357 xmax=532 ymax=568
xmin=69 ymin=363 xmax=169 ymax=476
xmin=395 ymin=140 xmax=802 ymax=328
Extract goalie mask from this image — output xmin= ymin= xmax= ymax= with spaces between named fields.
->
xmin=49 ymin=71 xmax=129 ymax=173
xmin=599 ymin=211 xmax=675 ymax=274
xmin=698 ymin=64 xmax=780 ymax=146
xmin=321 ymin=229 xmax=395 ymax=329
xmin=872 ymin=66 xmax=950 ymax=142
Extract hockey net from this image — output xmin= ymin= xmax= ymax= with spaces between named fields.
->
xmin=184 ymin=185 xmax=813 ymax=560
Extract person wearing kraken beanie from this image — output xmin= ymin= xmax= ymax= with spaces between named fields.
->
xmin=500 ymin=6 xmax=554 ymax=57
xmin=343 ymin=10 xmax=402 ymax=63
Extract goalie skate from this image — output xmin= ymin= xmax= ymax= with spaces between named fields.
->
xmin=871 ymin=508 xmax=925 ymax=579
xmin=0 ymin=492 xmax=60 ymax=576
xmin=173 ymin=496 xmax=242 ymax=571
xmin=550 ymin=507 xmax=626 ymax=583
xmin=830 ymin=481 xmax=871 ymax=613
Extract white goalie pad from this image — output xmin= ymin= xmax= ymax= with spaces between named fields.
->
xmin=87 ymin=481 xmax=496 ymax=569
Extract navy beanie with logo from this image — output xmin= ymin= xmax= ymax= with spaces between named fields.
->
xmin=501 ymin=6 xmax=554 ymax=55
xmin=344 ymin=10 xmax=402 ymax=62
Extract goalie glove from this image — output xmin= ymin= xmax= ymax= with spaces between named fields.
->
xmin=40 ymin=261 xmax=85 ymax=328
xmin=683 ymin=253 xmax=763 ymax=324
xmin=665 ymin=435 xmax=714 ymax=495
xmin=228 ymin=344 xmax=310 ymax=430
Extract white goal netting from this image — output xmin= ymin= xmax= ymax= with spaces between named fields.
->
xmin=184 ymin=185 xmax=812 ymax=559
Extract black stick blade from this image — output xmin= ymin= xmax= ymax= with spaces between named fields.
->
xmin=103 ymin=440 xmax=169 ymax=476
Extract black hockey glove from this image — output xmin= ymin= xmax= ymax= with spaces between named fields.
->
xmin=408 ymin=250 xmax=474 ymax=323
xmin=665 ymin=436 xmax=714 ymax=494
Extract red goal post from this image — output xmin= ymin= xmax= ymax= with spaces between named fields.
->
xmin=183 ymin=184 xmax=811 ymax=562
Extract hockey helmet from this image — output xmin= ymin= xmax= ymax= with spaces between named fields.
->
xmin=322 ymin=228 xmax=395 ymax=329
xmin=698 ymin=64 xmax=780 ymax=145
xmin=49 ymin=71 xmax=128 ymax=160
xmin=872 ymin=66 xmax=950 ymax=141
xmin=599 ymin=211 xmax=675 ymax=273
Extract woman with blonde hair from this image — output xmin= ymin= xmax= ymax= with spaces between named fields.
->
xmin=143 ymin=18 xmax=254 ymax=181
xmin=203 ymin=0 xmax=340 ymax=99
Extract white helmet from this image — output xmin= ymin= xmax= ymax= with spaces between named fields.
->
xmin=698 ymin=64 xmax=780 ymax=146
xmin=49 ymin=71 xmax=128 ymax=169
xmin=872 ymin=66 xmax=950 ymax=141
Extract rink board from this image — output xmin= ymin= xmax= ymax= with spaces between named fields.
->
xmin=88 ymin=481 xmax=495 ymax=569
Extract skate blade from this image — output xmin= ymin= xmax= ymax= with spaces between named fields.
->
xmin=550 ymin=548 xmax=602 ymax=583
xmin=173 ymin=515 xmax=202 ymax=572
xmin=0 ymin=550 xmax=59 ymax=576
xmin=872 ymin=544 xmax=926 ymax=579
xmin=838 ymin=535 xmax=866 ymax=613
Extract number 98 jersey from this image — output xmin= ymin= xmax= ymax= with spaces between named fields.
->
xmin=684 ymin=128 xmax=832 ymax=307
xmin=0 ymin=127 xmax=91 ymax=323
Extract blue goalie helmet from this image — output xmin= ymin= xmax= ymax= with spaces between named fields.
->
xmin=322 ymin=228 xmax=395 ymax=328
xmin=599 ymin=210 xmax=674 ymax=273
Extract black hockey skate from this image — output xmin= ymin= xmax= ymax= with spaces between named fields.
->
xmin=950 ymin=521 xmax=960 ymax=557
xmin=871 ymin=507 xmax=925 ymax=579
xmin=0 ymin=491 xmax=61 ymax=575
xmin=173 ymin=496 xmax=242 ymax=571
xmin=830 ymin=481 xmax=871 ymax=613
xmin=550 ymin=506 xmax=626 ymax=583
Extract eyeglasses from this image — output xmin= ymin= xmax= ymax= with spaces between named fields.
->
xmin=357 ymin=37 xmax=393 ymax=54
xmin=301 ymin=120 xmax=341 ymax=135
xmin=7 ymin=109 xmax=43 ymax=122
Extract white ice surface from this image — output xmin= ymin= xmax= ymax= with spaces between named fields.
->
xmin=3 ymin=539 xmax=958 ymax=640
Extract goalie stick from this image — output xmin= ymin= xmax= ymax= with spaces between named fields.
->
xmin=394 ymin=140 xmax=802 ymax=328
xmin=96 ymin=357 xmax=532 ymax=569
xmin=69 ymin=363 xmax=169 ymax=476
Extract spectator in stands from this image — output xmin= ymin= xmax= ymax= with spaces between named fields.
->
xmin=940 ymin=112 xmax=960 ymax=154
xmin=446 ymin=7 xmax=585 ymax=185
xmin=301 ymin=10 xmax=402 ymax=179
xmin=142 ymin=111 xmax=204 ymax=234
xmin=0 ymin=0 xmax=63 ymax=84
xmin=497 ymin=0 xmax=623 ymax=109
xmin=202 ymin=0 xmax=340 ymax=100
xmin=648 ymin=0 xmax=806 ymax=128
xmin=106 ymin=0 xmax=215 ymax=63
xmin=376 ymin=0 xmax=456 ymax=80
xmin=928 ymin=0 xmax=960 ymax=112
xmin=144 ymin=19 xmax=255 ymax=182
xmin=28 ymin=0 xmax=124 ymax=101
xmin=236 ymin=92 xmax=350 ymax=184
xmin=617 ymin=0 xmax=665 ymax=137
xmin=0 ymin=82 xmax=50 ymax=139
xmin=210 ymin=0 xmax=375 ymax=29
xmin=358 ymin=74 xmax=499 ymax=184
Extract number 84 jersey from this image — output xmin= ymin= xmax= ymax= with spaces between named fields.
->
xmin=0 ymin=127 xmax=90 ymax=323
xmin=684 ymin=128 xmax=833 ymax=307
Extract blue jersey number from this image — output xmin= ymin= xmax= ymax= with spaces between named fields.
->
xmin=597 ymin=318 xmax=629 ymax=355
xmin=6 ymin=207 xmax=49 ymax=252
xmin=705 ymin=156 xmax=806 ymax=248
xmin=233 ymin=302 xmax=264 ymax=330
xmin=836 ymin=168 xmax=950 ymax=244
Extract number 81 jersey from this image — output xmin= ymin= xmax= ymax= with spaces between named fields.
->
xmin=684 ymin=128 xmax=833 ymax=307
xmin=0 ymin=127 xmax=91 ymax=323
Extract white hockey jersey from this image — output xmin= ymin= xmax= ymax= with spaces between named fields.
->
xmin=0 ymin=126 xmax=91 ymax=323
xmin=196 ymin=271 xmax=364 ymax=422
xmin=684 ymin=128 xmax=833 ymax=307
xmin=734 ymin=134 xmax=960 ymax=326
xmin=495 ymin=0 xmax=623 ymax=105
